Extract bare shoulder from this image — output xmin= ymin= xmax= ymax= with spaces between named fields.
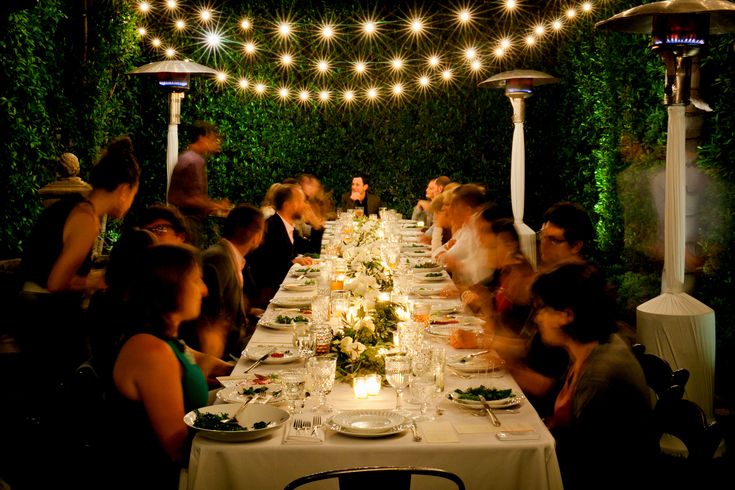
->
xmin=118 ymin=333 xmax=178 ymax=367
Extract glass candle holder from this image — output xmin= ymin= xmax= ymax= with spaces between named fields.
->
xmin=365 ymin=374 xmax=382 ymax=395
xmin=353 ymin=376 xmax=368 ymax=399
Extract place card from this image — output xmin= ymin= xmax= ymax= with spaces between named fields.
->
xmin=417 ymin=421 xmax=459 ymax=443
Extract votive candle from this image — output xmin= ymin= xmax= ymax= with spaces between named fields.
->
xmin=366 ymin=374 xmax=382 ymax=395
xmin=353 ymin=377 xmax=368 ymax=399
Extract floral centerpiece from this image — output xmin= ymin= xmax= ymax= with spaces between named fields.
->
xmin=330 ymin=302 xmax=401 ymax=381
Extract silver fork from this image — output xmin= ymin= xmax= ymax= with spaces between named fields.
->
xmin=310 ymin=415 xmax=322 ymax=436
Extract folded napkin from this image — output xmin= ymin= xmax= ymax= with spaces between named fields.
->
xmin=282 ymin=416 xmax=325 ymax=444
xmin=417 ymin=421 xmax=459 ymax=443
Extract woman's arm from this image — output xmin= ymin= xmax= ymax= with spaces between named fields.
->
xmin=114 ymin=334 xmax=189 ymax=462
xmin=188 ymin=346 xmax=234 ymax=379
xmin=47 ymin=206 xmax=99 ymax=292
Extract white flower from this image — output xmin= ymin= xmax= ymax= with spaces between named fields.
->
xmin=339 ymin=337 xmax=366 ymax=361
xmin=345 ymin=274 xmax=379 ymax=296
xmin=357 ymin=317 xmax=376 ymax=332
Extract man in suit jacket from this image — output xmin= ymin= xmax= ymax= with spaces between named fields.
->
xmin=340 ymin=174 xmax=382 ymax=216
xmin=249 ymin=184 xmax=324 ymax=305
xmin=181 ymin=204 xmax=265 ymax=359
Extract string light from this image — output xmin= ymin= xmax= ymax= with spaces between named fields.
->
xmin=298 ymin=89 xmax=311 ymax=102
xmin=278 ymin=86 xmax=290 ymax=99
xmin=130 ymin=1 xmax=596 ymax=106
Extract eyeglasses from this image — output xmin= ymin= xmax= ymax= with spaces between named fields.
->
xmin=145 ymin=224 xmax=176 ymax=236
xmin=536 ymin=230 xmax=567 ymax=246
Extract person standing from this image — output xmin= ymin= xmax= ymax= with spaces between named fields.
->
xmin=339 ymin=174 xmax=382 ymax=216
xmin=168 ymin=121 xmax=231 ymax=247
xmin=20 ymin=136 xmax=140 ymax=374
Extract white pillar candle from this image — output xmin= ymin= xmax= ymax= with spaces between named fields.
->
xmin=353 ymin=377 xmax=368 ymax=399
xmin=366 ymin=374 xmax=382 ymax=395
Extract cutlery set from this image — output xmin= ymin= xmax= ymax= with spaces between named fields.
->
xmin=292 ymin=415 xmax=322 ymax=436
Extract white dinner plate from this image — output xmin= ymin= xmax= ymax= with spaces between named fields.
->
xmin=330 ymin=410 xmax=408 ymax=434
xmin=448 ymin=391 xmax=524 ymax=410
xmin=447 ymin=353 xmax=505 ymax=373
xmin=270 ymin=296 xmax=313 ymax=308
xmin=184 ymin=403 xmax=290 ymax=442
xmin=262 ymin=321 xmax=298 ymax=331
xmin=327 ymin=410 xmax=410 ymax=438
xmin=412 ymin=285 xmax=446 ymax=297
xmin=412 ymin=265 xmax=443 ymax=273
xmin=243 ymin=345 xmax=300 ymax=364
xmin=431 ymin=303 xmax=462 ymax=315
xmin=403 ymin=250 xmax=432 ymax=258
xmin=216 ymin=373 xmax=280 ymax=388
xmin=427 ymin=324 xmax=483 ymax=337
xmin=416 ymin=272 xmax=448 ymax=282
xmin=282 ymin=283 xmax=317 ymax=292
xmin=289 ymin=268 xmax=321 ymax=278
xmin=216 ymin=384 xmax=283 ymax=405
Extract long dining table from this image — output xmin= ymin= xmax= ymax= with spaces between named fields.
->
xmin=185 ymin=224 xmax=563 ymax=490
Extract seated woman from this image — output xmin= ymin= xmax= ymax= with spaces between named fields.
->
xmin=110 ymin=245 xmax=232 ymax=488
xmin=19 ymin=136 xmax=140 ymax=373
xmin=449 ymin=216 xmax=534 ymax=347
xmin=532 ymin=263 xmax=655 ymax=490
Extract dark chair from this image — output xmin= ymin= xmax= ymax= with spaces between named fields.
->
xmin=283 ymin=467 xmax=466 ymax=490
xmin=632 ymin=343 xmax=690 ymax=403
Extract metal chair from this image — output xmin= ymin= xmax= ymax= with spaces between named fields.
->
xmin=283 ymin=466 xmax=466 ymax=490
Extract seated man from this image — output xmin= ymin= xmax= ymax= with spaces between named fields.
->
xmin=340 ymin=174 xmax=382 ymax=216
xmin=138 ymin=204 xmax=190 ymax=245
xmin=412 ymin=175 xmax=450 ymax=227
xmin=181 ymin=204 xmax=265 ymax=360
xmin=249 ymin=184 xmax=323 ymax=305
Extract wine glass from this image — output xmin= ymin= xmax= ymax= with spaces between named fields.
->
xmin=384 ymin=352 xmax=411 ymax=415
xmin=307 ymin=354 xmax=337 ymax=413
xmin=292 ymin=323 xmax=316 ymax=362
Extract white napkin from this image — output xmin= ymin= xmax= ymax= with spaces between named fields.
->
xmin=281 ymin=415 xmax=325 ymax=444
xmin=417 ymin=421 xmax=459 ymax=443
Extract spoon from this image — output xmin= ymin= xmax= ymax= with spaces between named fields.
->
xmin=220 ymin=394 xmax=260 ymax=424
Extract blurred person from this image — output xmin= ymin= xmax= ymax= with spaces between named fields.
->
xmin=412 ymin=175 xmax=450 ymax=227
xmin=20 ymin=136 xmax=140 ymax=373
xmin=260 ymin=183 xmax=283 ymax=220
xmin=450 ymin=216 xmax=534 ymax=345
xmin=433 ymin=184 xmax=491 ymax=284
xmin=139 ymin=204 xmax=190 ymax=245
xmin=168 ymin=121 xmax=232 ymax=246
xmin=249 ymin=184 xmax=322 ymax=304
xmin=425 ymin=190 xmax=453 ymax=252
xmin=180 ymin=204 xmax=265 ymax=360
xmin=532 ymin=263 xmax=654 ymax=490
xmin=110 ymin=245 xmax=232 ymax=488
xmin=298 ymin=173 xmax=334 ymax=233
xmin=340 ymin=174 xmax=382 ymax=215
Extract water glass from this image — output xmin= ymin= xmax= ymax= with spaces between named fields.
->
xmin=411 ymin=301 xmax=432 ymax=327
xmin=354 ymin=207 xmax=364 ymax=218
xmin=311 ymin=296 xmax=330 ymax=323
xmin=293 ymin=323 xmax=316 ymax=359
xmin=307 ymin=353 xmax=337 ymax=413
xmin=397 ymin=321 xmax=425 ymax=358
xmin=409 ymin=374 xmax=436 ymax=421
xmin=280 ymin=369 xmax=307 ymax=414
xmin=384 ymin=352 xmax=411 ymax=414
xmin=431 ymin=346 xmax=446 ymax=393
xmin=311 ymin=322 xmax=333 ymax=355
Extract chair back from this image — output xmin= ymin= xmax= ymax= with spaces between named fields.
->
xmin=283 ymin=466 xmax=466 ymax=490
xmin=632 ymin=343 xmax=689 ymax=403
xmin=654 ymin=397 xmax=723 ymax=461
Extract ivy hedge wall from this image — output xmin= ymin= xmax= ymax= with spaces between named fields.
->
xmin=1 ymin=1 xmax=733 ymax=395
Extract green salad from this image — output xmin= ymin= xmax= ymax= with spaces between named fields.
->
xmin=240 ymin=386 xmax=282 ymax=397
xmin=415 ymin=262 xmax=439 ymax=269
xmin=425 ymin=272 xmax=444 ymax=277
xmin=275 ymin=315 xmax=310 ymax=324
xmin=451 ymin=386 xmax=514 ymax=401
xmin=193 ymin=411 xmax=270 ymax=431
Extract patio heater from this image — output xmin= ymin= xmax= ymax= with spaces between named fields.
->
xmin=479 ymin=70 xmax=559 ymax=269
xmin=597 ymin=0 xmax=735 ymax=419
xmin=129 ymin=60 xmax=218 ymax=198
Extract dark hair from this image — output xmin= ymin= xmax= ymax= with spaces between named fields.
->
xmin=531 ymin=263 xmax=617 ymax=343
xmin=222 ymin=204 xmax=264 ymax=244
xmin=274 ymin=184 xmax=298 ymax=211
xmin=452 ymin=184 xmax=489 ymax=209
xmin=139 ymin=204 xmax=190 ymax=238
xmin=89 ymin=136 xmax=141 ymax=191
xmin=352 ymin=174 xmax=369 ymax=186
xmin=490 ymin=218 xmax=521 ymax=248
xmin=435 ymin=176 xmax=451 ymax=188
xmin=105 ymin=228 xmax=156 ymax=291
xmin=128 ymin=244 xmax=200 ymax=334
xmin=542 ymin=202 xmax=595 ymax=253
xmin=478 ymin=202 xmax=509 ymax=224
xmin=281 ymin=177 xmax=298 ymax=185
xmin=186 ymin=120 xmax=219 ymax=146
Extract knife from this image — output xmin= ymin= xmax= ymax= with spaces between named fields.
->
xmin=478 ymin=395 xmax=502 ymax=427
xmin=244 ymin=347 xmax=276 ymax=373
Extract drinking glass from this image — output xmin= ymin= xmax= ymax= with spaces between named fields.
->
xmin=280 ymin=369 xmax=307 ymax=414
xmin=397 ymin=321 xmax=425 ymax=358
xmin=354 ymin=207 xmax=364 ymax=218
xmin=384 ymin=352 xmax=411 ymax=414
xmin=409 ymin=374 xmax=436 ymax=421
xmin=411 ymin=301 xmax=432 ymax=327
xmin=307 ymin=354 xmax=337 ymax=413
xmin=293 ymin=323 xmax=316 ymax=360
xmin=431 ymin=346 xmax=446 ymax=393
xmin=311 ymin=296 xmax=330 ymax=324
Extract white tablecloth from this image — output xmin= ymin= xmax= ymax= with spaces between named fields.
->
xmin=186 ymin=262 xmax=563 ymax=490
